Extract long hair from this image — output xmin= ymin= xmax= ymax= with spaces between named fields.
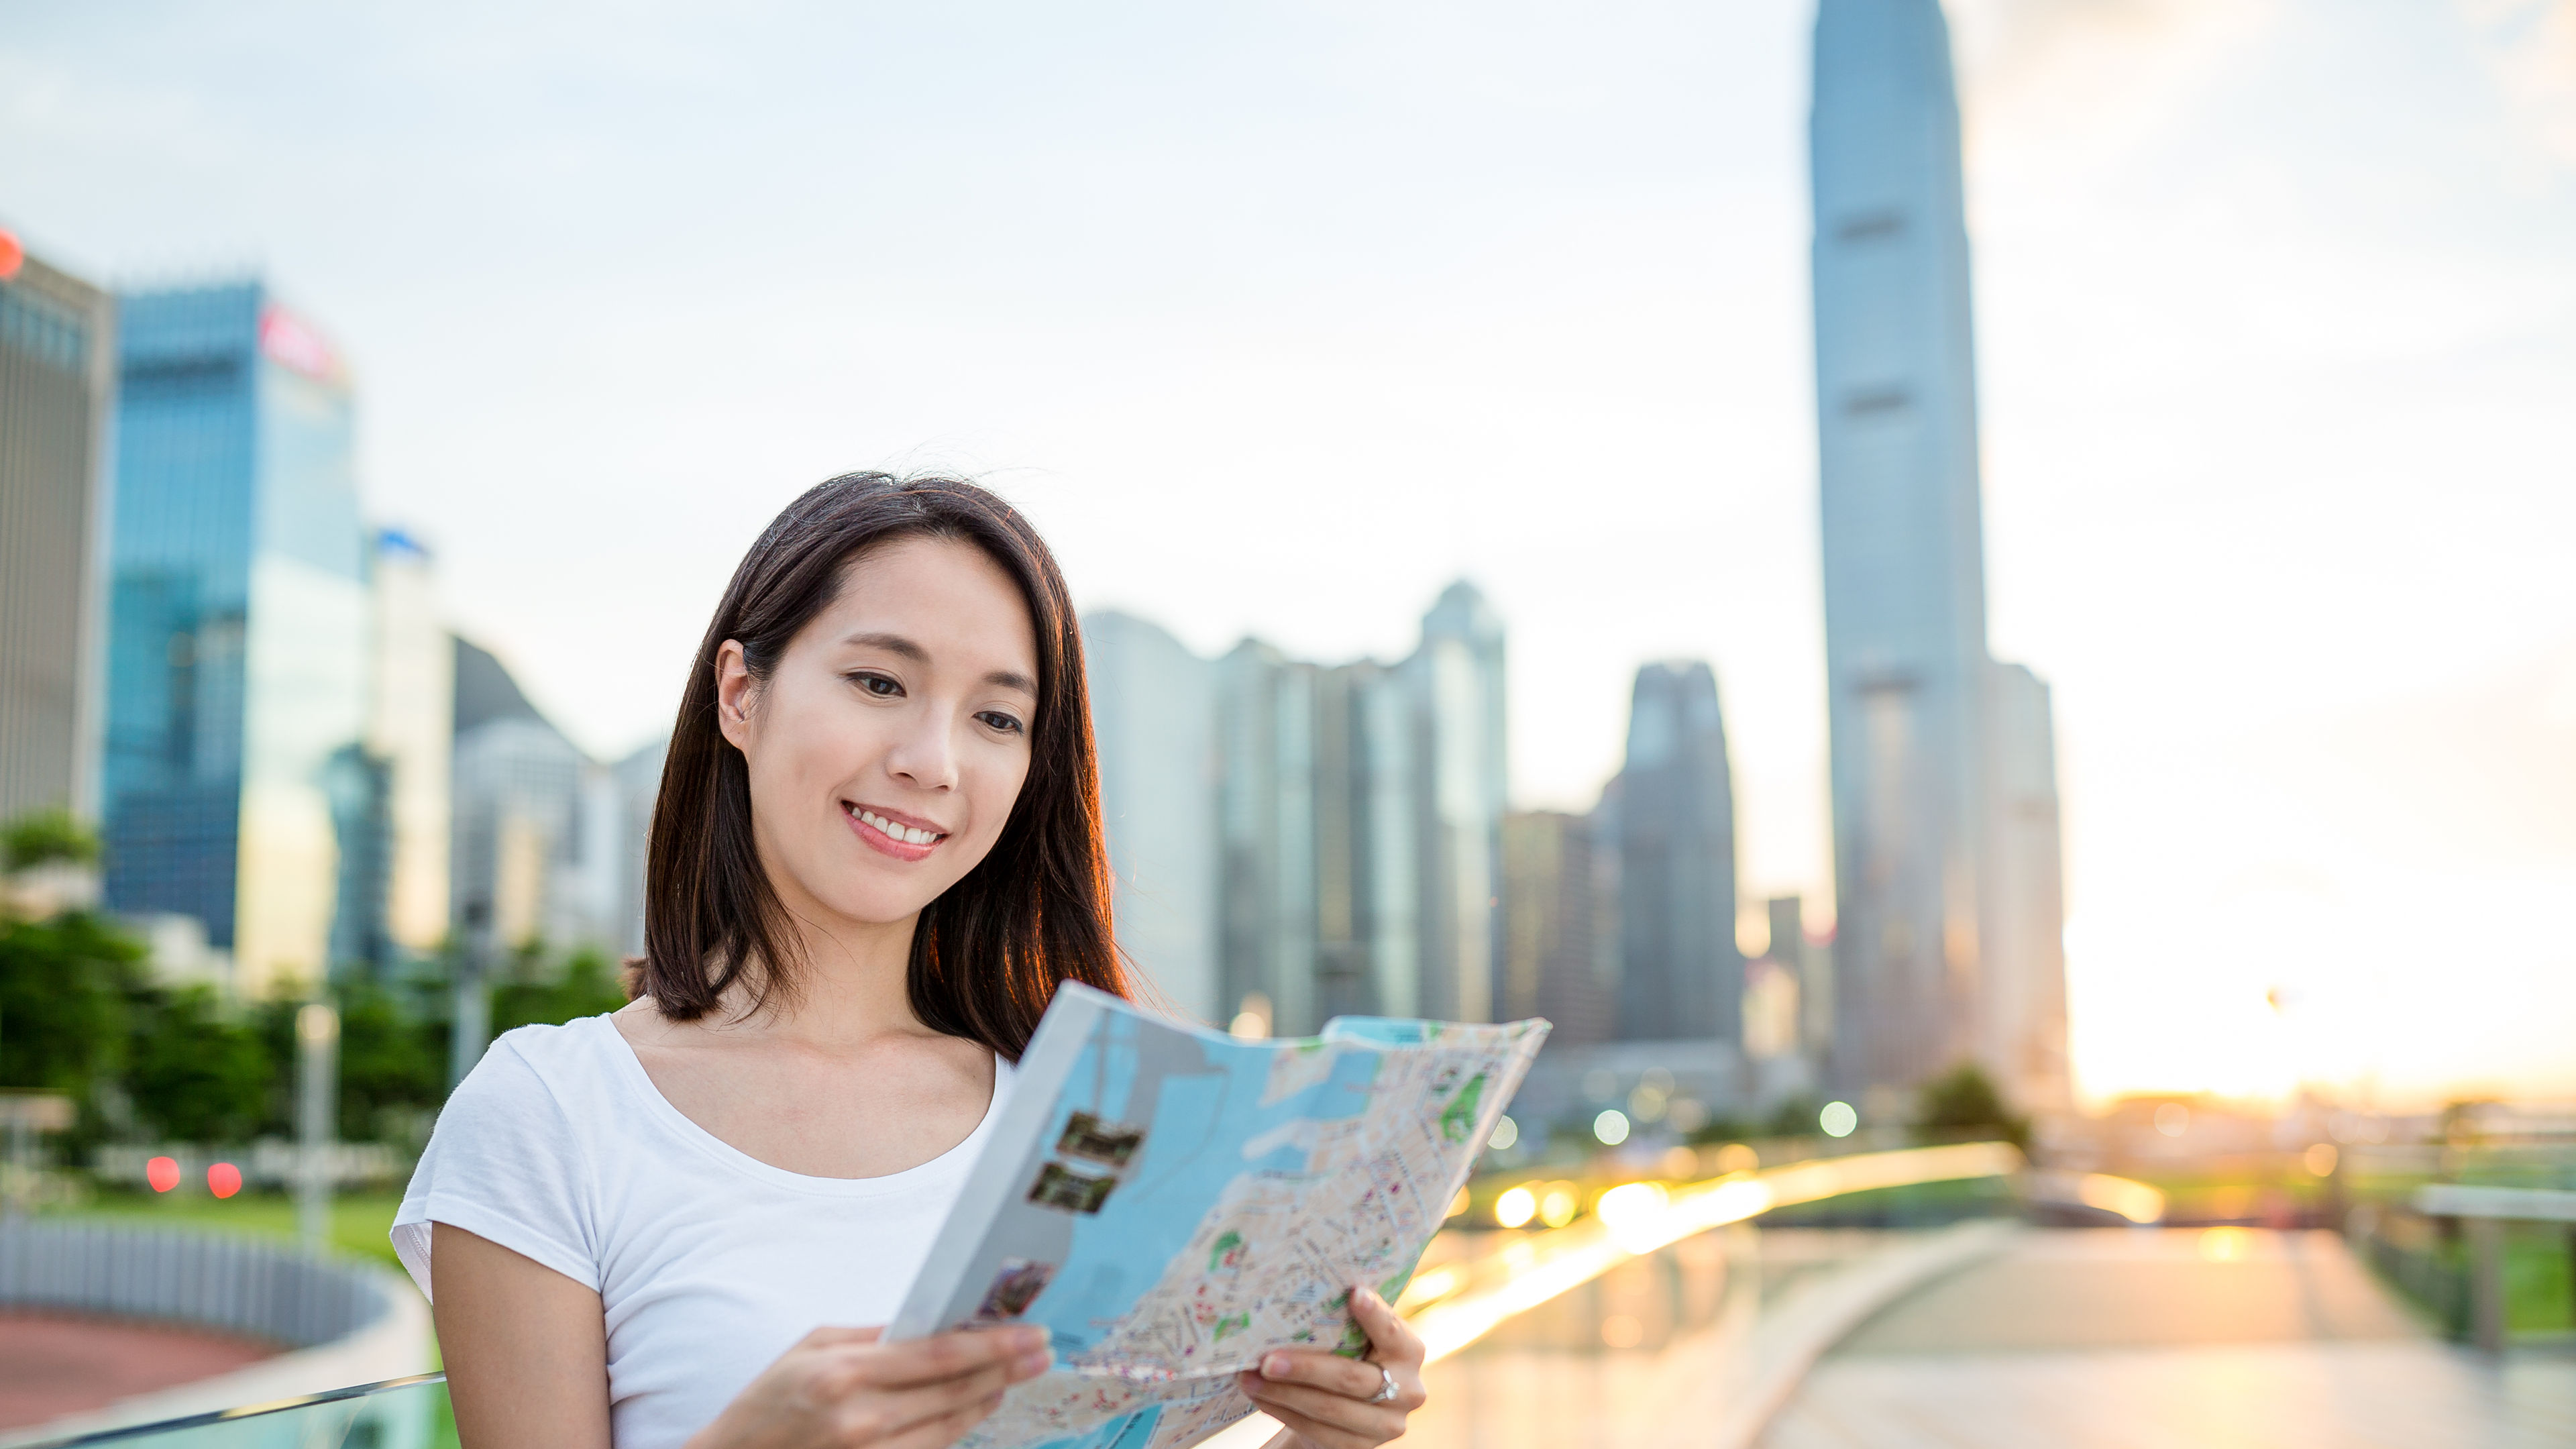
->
xmin=637 ymin=472 xmax=1128 ymax=1058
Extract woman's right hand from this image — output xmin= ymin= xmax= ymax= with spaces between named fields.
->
xmin=685 ymin=1326 xmax=1053 ymax=1449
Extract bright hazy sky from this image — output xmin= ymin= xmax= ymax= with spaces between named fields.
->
xmin=6 ymin=0 xmax=2573 ymax=1108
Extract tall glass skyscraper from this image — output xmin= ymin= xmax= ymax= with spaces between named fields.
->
xmin=102 ymin=282 xmax=372 ymax=996
xmin=1614 ymin=661 xmax=1743 ymax=1043
xmin=1812 ymin=0 xmax=2072 ymax=1109
xmin=0 ymin=241 xmax=115 ymax=826
xmin=1812 ymin=0 xmax=1994 ymax=1097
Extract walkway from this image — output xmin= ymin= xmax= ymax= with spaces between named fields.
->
xmin=1762 ymin=1228 xmax=2576 ymax=1449
xmin=0 ymin=1312 xmax=274 ymax=1430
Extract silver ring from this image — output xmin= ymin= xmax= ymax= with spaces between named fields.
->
xmin=1368 ymin=1365 xmax=1399 ymax=1405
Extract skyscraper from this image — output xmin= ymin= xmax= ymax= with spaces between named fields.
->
xmin=1099 ymin=583 xmax=1502 ymax=1038
xmin=1409 ymin=582 xmax=1507 ymax=1025
xmin=366 ymin=529 xmax=452 ymax=963
xmin=1982 ymin=661 xmax=2070 ymax=1112
xmin=0 ymin=239 xmax=115 ymax=826
xmin=102 ymin=282 xmax=373 ymax=995
xmin=1084 ymin=611 xmax=1221 ymax=1023
xmin=1812 ymin=0 xmax=1995 ymax=1098
xmin=1500 ymin=809 xmax=1613 ymax=1046
xmin=449 ymin=637 xmax=618 ymax=955
xmin=1614 ymin=661 xmax=1743 ymax=1042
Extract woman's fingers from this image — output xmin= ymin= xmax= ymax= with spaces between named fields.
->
xmin=1248 ymin=1350 xmax=1401 ymax=1407
xmin=837 ymin=1361 xmax=1019 ymax=1443
xmin=873 ymin=1389 xmax=1011 ymax=1449
xmin=1246 ymin=1395 xmax=1383 ymax=1449
xmin=845 ymin=1326 xmax=1052 ymax=1390
xmin=1347 ymin=1286 xmax=1426 ymax=1367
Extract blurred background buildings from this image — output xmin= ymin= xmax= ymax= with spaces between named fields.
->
xmin=0 ymin=0 xmax=2081 ymax=1148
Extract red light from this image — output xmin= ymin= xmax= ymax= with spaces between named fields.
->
xmin=208 ymin=1162 xmax=243 ymax=1199
xmin=0 ymin=229 xmax=23 ymax=282
xmin=147 ymin=1156 xmax=182 ymax=1193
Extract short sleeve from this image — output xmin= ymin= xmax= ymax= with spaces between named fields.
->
xmin=390 ymin=1028 xmax=600 ymax=1301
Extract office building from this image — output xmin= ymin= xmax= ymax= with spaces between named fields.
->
xmin=0 ymin=237 xmax=115 ymax=828
xmin=1407 ymin=582 xmax=1507 ymax=1024
xmin=1982 ymin=660 xmax=2071 ymax=1112
xmin=366 ymin=529 xmax=451 ymax=962
xmin=1500 ymin=810 xmax=1613 ymax=1047
xmin=1098 ymin=582 xmax=1503 ymax=1038
xmin=1812 ymin=0 xmax=1996 ymax=1095
xmin=1084 ymin=612 xmax=1221 ymax=1022
xmin=1614 ymin=661 xmax=1743 ymax=1042
xmin=610 ymin=734 xmax=667 ymax=961
xmin=101 ymin=282 xmax=372 ymax=995
xmin=449 ymin=637 xmax=618 ymax=955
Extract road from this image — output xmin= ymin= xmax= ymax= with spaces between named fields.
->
xmin=1762 ymin=1228 xmax=2576 ymax=1449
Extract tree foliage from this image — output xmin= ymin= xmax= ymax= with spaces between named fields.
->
xmin=3 ymin=808 xmax=101 ymax=871
xmin=0 ymin=910 xmax=142 ymax=1094
xmin=1915 ymin=1062 xmax=2031 ymax=1150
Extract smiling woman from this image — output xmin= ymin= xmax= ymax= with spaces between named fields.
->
xmin=638 ymin=474 xmax=1121 ymax=1047
xmin=388 ymin=473 xmax=1427 ymax=1449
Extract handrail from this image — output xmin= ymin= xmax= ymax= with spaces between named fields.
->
xmin=1407 ymin=1141 xmax=2025 ymax=1360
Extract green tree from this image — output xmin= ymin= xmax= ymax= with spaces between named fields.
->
xmin=1915 ymin=1063 xmax=2030 ymax=1151
xmin=3 ymin=808 xmax=101 ymax=871
xmin=491 ymin=945 xmax=630 ymax=1037
xmin=1765 ymin=1094 xmax=1825 ymax=1140
xmin=128 ymin=985 xmax=274 ymax=1142
xmin=0 ymin=910 xmax=140 ymax=1095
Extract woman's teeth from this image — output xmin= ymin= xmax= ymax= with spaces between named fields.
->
xmin=851 ymin=806 xmax=943 ymax=846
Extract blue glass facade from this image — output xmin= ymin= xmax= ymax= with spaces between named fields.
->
xmin=103 ymin=282 xmax=371 ymax=993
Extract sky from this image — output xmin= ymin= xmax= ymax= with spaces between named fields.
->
xmin=5 ymin=0 xmax=2573 ymax=1108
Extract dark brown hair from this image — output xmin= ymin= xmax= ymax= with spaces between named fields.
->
xmin=637 ymin=472 xmax=1128 ymax=1058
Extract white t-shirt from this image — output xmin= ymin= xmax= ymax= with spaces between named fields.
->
xmin=391 ymin=1013 xmax=1014 ymax=1449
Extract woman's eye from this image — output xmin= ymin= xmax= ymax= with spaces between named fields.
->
xmin=976 ymin=710 xmax=1025 ymax=735
xmin=852 ymin=673 xmax=902 ymax=698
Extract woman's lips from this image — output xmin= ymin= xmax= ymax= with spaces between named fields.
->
xmin=843 ymin=802 xmax=945 ymax=862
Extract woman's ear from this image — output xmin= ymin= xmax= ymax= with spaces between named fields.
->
xmin=714 ymin=640 xmax=757 ymax=751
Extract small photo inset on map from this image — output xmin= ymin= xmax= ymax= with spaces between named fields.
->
xmin=1028 ymin=1161 xmax=1118 ymax=1214
xmin=972 ymin=1258 xmax=1058 ymax=1322
xmin=1056 ymin=1112 xmax=1146 ymax=1167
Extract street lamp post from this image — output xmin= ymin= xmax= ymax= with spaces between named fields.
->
xmin=294 ymin=1001 xmax=340 ymax=1256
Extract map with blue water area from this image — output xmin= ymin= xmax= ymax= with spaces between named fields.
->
xmin=890 ymin=985 xmax=1546 ymax=1449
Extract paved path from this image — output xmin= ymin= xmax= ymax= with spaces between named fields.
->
xmin=1762 ymin=1228 xmax=2576 ymax=1449
xmin=0 ymin=1311 xmax=274 ymax=1430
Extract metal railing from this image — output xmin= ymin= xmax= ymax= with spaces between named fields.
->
xmin=0 ymin=1222 xmax=390 ymax=1349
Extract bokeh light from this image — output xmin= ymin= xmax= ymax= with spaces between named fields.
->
xmin=1593 ymin=1109 xmax=1630 ymax=1146
xmin=146 ymin=1156 xmax=180 ymax=1193
xmin=1493 ymin=1185 xmax=1538 ymax=1230
xmin=1819 ymin=1101 xmax=1858 ymax=1138
xmin=1487 ymin=1116 xmax=1519 ymax=1151
xmin=207 ymin=1163 xmax=243 ymax=1199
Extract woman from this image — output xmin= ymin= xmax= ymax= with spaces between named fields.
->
xmin=394 ymin=474 xmax=1428 ymax=1449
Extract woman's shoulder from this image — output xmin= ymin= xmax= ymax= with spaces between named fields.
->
xmin=452 ymin=1011 xmax=633 ymax=1118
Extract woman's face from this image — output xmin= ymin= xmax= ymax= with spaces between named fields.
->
xmin=717 ymin=534 xmax=1040 ymax=932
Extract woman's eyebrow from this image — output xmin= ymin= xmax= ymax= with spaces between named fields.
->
xmin=843 ymin=630 xmax=929 ymax=662
xmin=845 ymin=631 xmax=1035 ymax=695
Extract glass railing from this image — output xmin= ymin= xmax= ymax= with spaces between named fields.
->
xmin=48 ymin=1142 xmax=2075 ymax=1449
xmin=34 ymin=1374 xmax=452 ymax=1449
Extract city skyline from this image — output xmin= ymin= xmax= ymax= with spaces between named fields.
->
xmin=4 ymin=0 xmax=2573 ymax=1106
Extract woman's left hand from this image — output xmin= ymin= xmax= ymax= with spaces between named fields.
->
xmin=1238 ymin=1285 xmax=1428 ymax=1449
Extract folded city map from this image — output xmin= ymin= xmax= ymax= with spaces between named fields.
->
xmin=887 ymin=982 xmax=1548 ymax=1449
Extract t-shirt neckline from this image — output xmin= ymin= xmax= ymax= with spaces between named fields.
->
xmin=582 ymin=1012 xmax=1009 ymax=1197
